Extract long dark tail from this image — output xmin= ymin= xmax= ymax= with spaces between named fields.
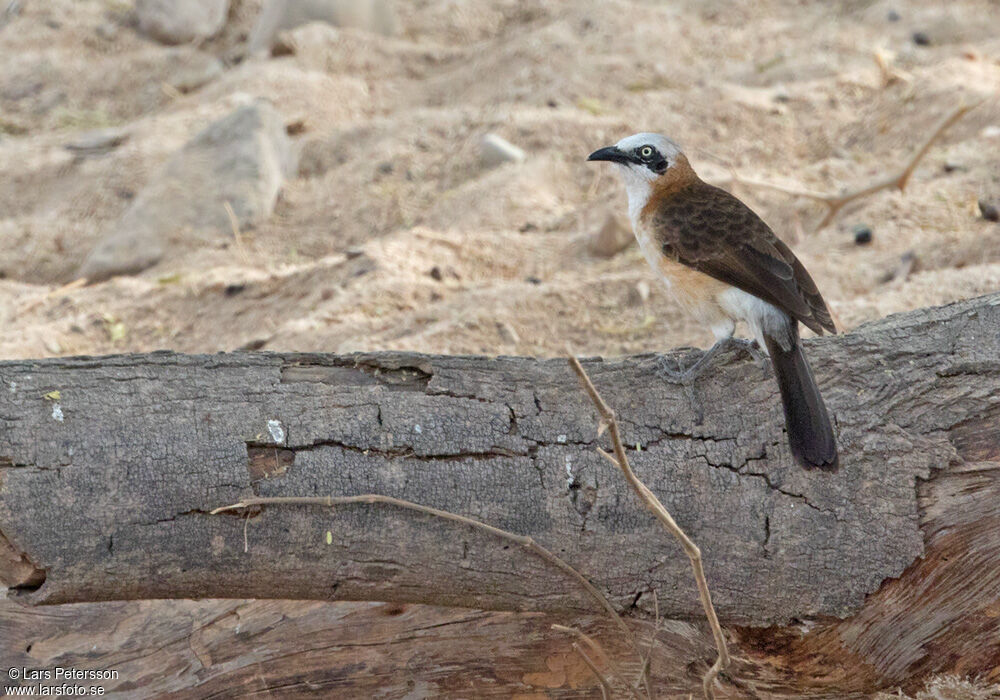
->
xmin=763 ymin=327 xmax=838 ymax=471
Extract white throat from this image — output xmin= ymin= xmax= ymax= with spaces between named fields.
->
xmin=614 ymin=163 xmax=655 ymax=231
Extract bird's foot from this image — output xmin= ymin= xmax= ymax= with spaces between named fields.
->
xmin=726 ymin=337 xmax=770 ymax=371
xmin=655 ymin=348 xmax=720 ymax=425
xmin=655 ymin=337 xmax=762 ymax=423
xmin=656 ymin=357 xmax=705 ymax=423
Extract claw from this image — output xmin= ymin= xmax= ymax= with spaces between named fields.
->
xmin=654 ymin=336 xmax=754 ymax=425
xmin=727 ymin=338 xmax=770 ymax=372
xmin=655 ymin=353 xmax=707 ymax=424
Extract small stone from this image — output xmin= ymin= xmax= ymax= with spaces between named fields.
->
xmin=627 ymin=280 xmax=651 ymax=306
xmin=248 ymin=0 xmax=398 ymax=54
xmin=497 ymin=321 xmax=520 ymax=344
xmin=525 ymin=276 xmax=542 ymax=285
xmin=589 ymin=213 xmax=634 ymax=258
xmin=887 ymin=9 xmax=901 ymax=22
xmin=169 ymin=54 xmax=225 ymax=93
xmin=285 ymin=119 xmax=306 ymax=136
xmin=852 ymin=224 xmax=873 ymax=245
xmin=479 ymin=133 xmax=526 ymax=168
xmin=879 ymin=251 xmax=918 ymax=284
xmin=136 ymin=0 xmax=229 ymax=45
xmin=95 ymin=22 xmax=118 ymax=41
xmin=635 ymin=280 xmax=650 ymax=303
xmin=64 ymin=127 xmax=130 ymax=156
xmin=943 ymin=161 xmax=963 ymax=173
xmin=979 ymin=199 xmax=999 ymax=222
xmin=428 ymin=266 xmax=443 ymax=281
xmin=912 ymin=31 xmax=931 ymax=47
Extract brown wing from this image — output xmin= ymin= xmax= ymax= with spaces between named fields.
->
xmin=651 ymin=180 xmax=836 ymax=335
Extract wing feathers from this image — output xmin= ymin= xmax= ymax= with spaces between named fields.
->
xmin=651 ymin=181 xmax=836 ymax=335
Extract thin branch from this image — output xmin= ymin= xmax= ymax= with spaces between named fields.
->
xmin=729 ymin=100 xmax=982 ymax=231
xmin=635 ymin=591 xmax=661 ymax=695
xmin=211 ymin=494 xmax=631 ymax=641
xmin=572 ymin=642 xmax=613 ymax=700
xmin=552 ymin=624 xmax=643 ymax=700
xmin=569 ymin=356 xmax=730 ymax=700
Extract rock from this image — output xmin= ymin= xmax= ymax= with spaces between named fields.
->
xmin=496 ymin=321 xmax=520 ymax=344
xmin=136 ymin=0 xmax=229 ymax=44
xmin=629 ymin=280 xmax=651 ymax=305
xmin=589 ymin=213 xmax=634 ymax=258
xmin=168 ymin=54 xmax=225 ymax=93
xmin=95 ymin=22 xmax=119 ymax=41
xmin=64 ymin=127 xmax=130 ymax=157
xmin=248 ymin=0 xmax=397 ymax=54
xmin=479 ymin=133 xmax=526 ymax=168
xmin=912 ymin=31 xmax=931 ymax=47
xmin=852 ymin=224 xmax=873 ymax=245
xmin=879 ymin=251 xmax=918 ymax=284
xmin=979 ymin=199 xmax=999 ymax=222
xmin=78 ymin=101 xmax=293 ymax=282
xmin=887 ymin=9 xmax=901 ymax=22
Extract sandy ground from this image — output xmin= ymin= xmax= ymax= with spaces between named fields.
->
xmin=1 ymin=0 xmax=998 ymax=363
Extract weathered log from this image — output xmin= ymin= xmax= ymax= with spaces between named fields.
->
xmin=1 ymin=293 xmax=999 ymax=696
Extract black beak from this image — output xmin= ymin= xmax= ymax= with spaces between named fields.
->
xmin=587 ymin=146 xmax=630 ymax=165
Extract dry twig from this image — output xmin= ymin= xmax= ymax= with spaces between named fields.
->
xmin=552 ymin=624 xmax=642 ymax=700
xmin=635 ymin=590 xmax=662 ymax=695
xmin=211 ymin=494 xmax=631 ymax=641
xmin=573 ymin=642 xmax=613 ymax=700
xmin=731 ymin=100 xmax=981 ymax=231
xmin=568 ymin=356 xmax=731 ymax=699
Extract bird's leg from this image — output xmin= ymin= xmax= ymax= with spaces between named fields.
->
xmin=657 ymin=338 xmax=733 ymax=384
xmin=656 ymin=336 xmax=764 ymax=423
xmin=656 ymin=338 xmax=731 ymax=424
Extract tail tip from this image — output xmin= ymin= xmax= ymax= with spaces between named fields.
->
xmin=793 ymin=449 xmax=839 ymax=472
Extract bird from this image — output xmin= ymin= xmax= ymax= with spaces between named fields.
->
xmin=588 ymin=133 xmax=838 ymax=471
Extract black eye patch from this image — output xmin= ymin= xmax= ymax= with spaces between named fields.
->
xmin=652 ymin=158 xmax=668 ymax=174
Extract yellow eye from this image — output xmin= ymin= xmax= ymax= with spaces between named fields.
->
xmin=640 ymin=146 xmax=654 ymax=159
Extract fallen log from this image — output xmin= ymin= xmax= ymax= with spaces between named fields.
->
xmin=1 ymin=293 xmax=999 ymax=696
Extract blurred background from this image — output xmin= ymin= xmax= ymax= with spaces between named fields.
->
xmin=0 ymin=0 xmax=998 ymax=362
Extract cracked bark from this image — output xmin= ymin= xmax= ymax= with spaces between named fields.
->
xmin=1 ymin=294 xmax=999 ymax=696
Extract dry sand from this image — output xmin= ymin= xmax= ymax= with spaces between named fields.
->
xmin=1 ymin=0 xmax=998 ymax=363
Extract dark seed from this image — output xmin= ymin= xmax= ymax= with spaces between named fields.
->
xmin=912 ymin=31 xmax=931 ymax=46
xmin=852 ymin=224 xmax=873 ymax=245
xmin=979 ymin=199 xmax=999 ymax=222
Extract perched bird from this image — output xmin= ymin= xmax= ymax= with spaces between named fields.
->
xmin=588 ymin=133 xmax=838 ymax=471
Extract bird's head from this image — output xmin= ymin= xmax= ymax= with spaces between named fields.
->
xmin=587 ymin=133 xmax=687 ymax=208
